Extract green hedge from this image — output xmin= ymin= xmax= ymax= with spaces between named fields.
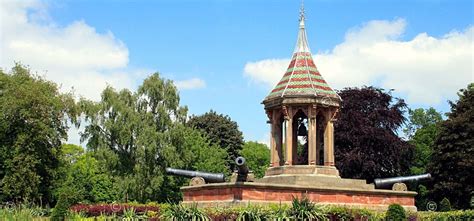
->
xmin=3 ymin=202 xmax=473 ymax=220
xmin=417 ymin=210 xmax=474 ymax=220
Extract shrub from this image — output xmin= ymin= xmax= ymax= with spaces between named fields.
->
xmin=417 ymin=210 xmax=474 ymax=220
xmin=69 ymin=203 xmax=160 ymax=217
xmin=324 ymin=206 xmax=380 ymax=220
xmin=439 ymin=197 xmax=452 ymax=212
xmin=204 ymin=206 xmax=239 ymax=220
xmin=51 ymin=193 xmax=74 ymax=221
xmin=386 ymin=204 xmax=407 ymax=221
xmin=161 ymin=203 xmax=209 ymax=220
xmin=288 ymin=196 xmax=327 ymax=220
xmin=122 ymin=207 xmax=137 ymax=219
xmin=268 ymin=203 xmax=291 ymax=220
xmin=237 ymin=205 xmax=269 ymax=221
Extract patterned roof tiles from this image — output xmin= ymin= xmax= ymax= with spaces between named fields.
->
xmin=265 ymin=15 xmax=340 ymax=101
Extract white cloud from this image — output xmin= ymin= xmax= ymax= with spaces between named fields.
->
xmin=0 ymin=0 xmax=152 ymax=145
xmin=244 ymin=18 xmax=474 ymax=105
xmin=175 ymin=78 xmax=206 ymax=90
xmin=0 ymin=0 xmax=135 ymax=101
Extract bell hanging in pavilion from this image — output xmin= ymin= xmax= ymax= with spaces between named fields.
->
xmin=297 ymin=123 xmax=308 ymax=136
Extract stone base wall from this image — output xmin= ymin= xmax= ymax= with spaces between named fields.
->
xmin=182 ymin=182 xmax=417 ymax=212
xmin=265 ymin=165 xmax=340 ymax=177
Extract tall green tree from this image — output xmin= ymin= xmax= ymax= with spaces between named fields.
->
xmin=80 ymin=73 xmax=227 ymax=202
xmin=404 ymin=108 xmax=443 ymax=210
xmin=334 ymin=86 xmax=412 ymax=182
xmin=0 ymin=64 xmax=78 ymax=203
xmin=405 ymin=108 xmax=443 ymax=175
xmin=54 ymin=144 xmax=118 ymax=204
xmin=80 ymin=73 xmax=187 ymax=202
xmin=240 ymin=141 xmax=270 ymax=178
xmin=429 ymin=83 xmax=474 ymax=209
xmin=188 ymin=110 xmax=244 ymax=171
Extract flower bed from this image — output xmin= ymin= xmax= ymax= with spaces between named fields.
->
xmin=69 ymin=203 xmax=160 ymax=217
xmin=67 ymin=202 xmax=474 ymax=220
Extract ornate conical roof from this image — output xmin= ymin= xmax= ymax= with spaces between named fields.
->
xmin=265 ymin=8 xmax=340 ymax=102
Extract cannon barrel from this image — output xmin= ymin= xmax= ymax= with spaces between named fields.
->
xmin=374 ymin=173 xmax=431 ymax=189
xmin=165 ymin=168 xmax=225 ymax=183
xmin=235 ymin=157 xmax=249 ymax=176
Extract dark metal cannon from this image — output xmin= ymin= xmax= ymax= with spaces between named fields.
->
xmin=374 ymin=173 xmax=431 ymax=191
xmin=231 ymin=157 xmax=255 ymax=182
xmin=165 ymin=168 xmax=225 ymax=186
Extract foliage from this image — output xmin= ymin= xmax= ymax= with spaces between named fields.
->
xmin=6 ymin=202 xmax=472 ymax=220
xmin=405 ymin=108 xmax=442 ymax=175
xmin=78 ymin=73 xmax=228 ymax=203
xmin=0 ymin=203 xmax=50 ymax=220
xmin=323 ymin=206 xmax=378 ymax=220
xmin=240 ymin=141 xmax=270 ymax=178
xmin=170 ymin=125 xmax=229 ymax=175
xmin=50 ymin=193 xmax=71 ymax=221
xmin=203 ymin=206 xmax=239 ymax=220
xmin=69 ymin=203 xmax=160 ymax=217
xmin=188 ymin=110 xmax=244 ymax=171
xmin=80 ymin=73 xmax=194 ymax=203
xmin=439 ymin=197 xmax=452 ymax=212
xmin=268 ymin=203 xmax=291 ymax=220
xmin=0 ymin=63 xmax=78 ymax=204
xmin=429 ymin=83 xmax=474 ymax=209
xmin=334 ymin=86 xmax=412 ymax=182
xmin=161 ymin=203 xmax=210 ymax=221
xmin=415 ymin=184 xmax=429 ymax=211
xmin=417 ymin=210 xmax=474 ymax=220
xmin=385 ymin=204 xmax=406 ymax=221
xmin=54 ymin=145 xmax=119 ymax=205
xmin=288 ymin=196 xmax=327 ymax=220
xmin=237 ymin=205 xmax=269 ymax=221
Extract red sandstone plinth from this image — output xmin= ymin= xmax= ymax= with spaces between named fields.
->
xmin=181 ymin=182 xmax=417 ymax=211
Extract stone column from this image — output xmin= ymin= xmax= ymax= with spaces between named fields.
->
xmin=324 ymin=111 xmax=335 ymax=166
xmin=326 ymin=120 xmax=335 ymax=166
xmin=268 ymin=111 xmax=274 ymax=167
xmin=283 ymin=106 xmax=293 ymax=165
xmin=271 ymin=110 xmax=281 ymax=167
xmin=308 ymin=105 xmax=317 ymax=165
xmin=292 ymin=119 xmax=298 ymax=164
xmin=323 ymin=114 xmax=330 ymax=166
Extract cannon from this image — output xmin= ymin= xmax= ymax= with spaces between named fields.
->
xmin=374 ymin=173 xmax=431 ymax=191
xmin=165 ymin=168 xmax=225 ymax=186
xmin=230 ymin=157 xmax=255 ymax=182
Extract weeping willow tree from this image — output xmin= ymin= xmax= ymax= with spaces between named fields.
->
xmin=80 ymin=73 xmax=227 ymax=202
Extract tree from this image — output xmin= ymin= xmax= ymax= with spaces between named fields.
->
xmin=79 ymin=73 xmax=227 ymax=203
xmin=403 ymin=108 xmax=442 ymax=210
xmin=334 ymin=86 xmax=412 ymax=182
xmin=240 ymin=141 xmax=270 ymax=178
xmin=0 ymin=64 xmax=78 ymax=203
xmin=405 ymin=108 xmax=443 ymax=175
xmin=161 ymin=125 xmax=229 ymax=202
xmin=188 ymin=110 xmax=244 ymax=171
xmin=56 ymin=150 xmax=118 ymax=204
xmin=429 ymin=83 xmax=474 ymax=209
xmin=80 ymin=73 xmax=188 ymax=202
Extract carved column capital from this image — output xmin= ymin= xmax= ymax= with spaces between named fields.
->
xmin=266 ymin=109 xmax=273 ymax=124
xmin=329 ymin=108 xmax=339 ymax=122
xmin=282 ymin=106 xmax=291 ymax=120
xmin=309 ymin=104 xmax=317 ymax=119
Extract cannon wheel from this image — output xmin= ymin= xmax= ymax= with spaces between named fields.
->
xmin=392 ymin=182 xmax=408 ymax=191
xmin=190 ymin=176 xmax=206 ymax=186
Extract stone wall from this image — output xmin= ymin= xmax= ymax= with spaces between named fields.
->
xmin=182 ymin=182 xmax=416 ymax=211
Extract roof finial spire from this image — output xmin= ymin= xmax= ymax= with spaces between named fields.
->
xmin=299 ymin=0 xmax=305 ymax=22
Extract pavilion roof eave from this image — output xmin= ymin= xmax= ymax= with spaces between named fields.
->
xmin=262 ymin=95 xmax=341 ymax=109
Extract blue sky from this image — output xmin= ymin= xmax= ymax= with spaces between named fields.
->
xmin=1 ymin=0 xmax=473 ymax=145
